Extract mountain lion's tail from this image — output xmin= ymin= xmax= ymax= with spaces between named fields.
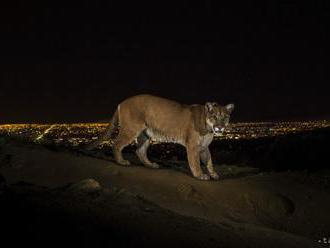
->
xmin=85 ymin=109 xmax=119 ymax=150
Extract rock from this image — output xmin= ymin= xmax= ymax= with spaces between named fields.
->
xmin=177 ymin=183 xmax=202 ymax=202
xmin=177 ymin=183 xmax=194 ymax=200
xmin=245 ymin=191 xmax=295 ymax=224
xmin=67 ymin=179 xmax=102 ymax=193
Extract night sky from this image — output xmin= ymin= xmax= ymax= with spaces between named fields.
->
xmin=0 ymin=2 xmax=329 ymax=123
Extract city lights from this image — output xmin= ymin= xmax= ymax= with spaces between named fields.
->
xmin=0 ymin=121 xmax=329 ymax=148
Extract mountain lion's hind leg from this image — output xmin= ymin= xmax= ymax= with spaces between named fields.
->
xmin=136 ymin=131 xmax=159 ymax=169
xmin=113 ymin=126 xmax=142 ymax=166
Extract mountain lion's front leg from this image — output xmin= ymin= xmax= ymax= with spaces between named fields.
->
xmin=200 ymin=147 xmax=219 ymax=180
xmin=186 ymin=145 xmax=210 ymax=180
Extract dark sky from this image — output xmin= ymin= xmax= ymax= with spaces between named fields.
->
xmin=0 ymin=2 xmax=329 ymax=123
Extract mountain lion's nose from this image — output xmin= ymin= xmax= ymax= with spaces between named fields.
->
xmin=214 ymin=127 xmax=225 ymax=132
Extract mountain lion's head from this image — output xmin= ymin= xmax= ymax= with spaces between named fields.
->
xmin=205 ymin=102 xmax=234 ymax=135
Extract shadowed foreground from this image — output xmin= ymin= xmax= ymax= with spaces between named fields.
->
xmin=1 ymin=136 xmax=329 ymax=247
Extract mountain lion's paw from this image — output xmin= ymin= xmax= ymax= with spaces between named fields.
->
xmin=149 ymin=162 xmax=160 ymax=169
xmin=196 ymin=173 xmax=211 ymax=181
xmin=117 ymin=160 xmax=131 ymax=166
xmin=210 ymin=172 xmax=220 ymax=180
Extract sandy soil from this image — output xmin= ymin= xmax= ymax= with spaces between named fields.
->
xmin=1 ymin=138 xmax=330 ymax=247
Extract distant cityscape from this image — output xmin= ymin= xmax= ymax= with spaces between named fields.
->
xmin=0 ymin=121 xmax=329 ymax=148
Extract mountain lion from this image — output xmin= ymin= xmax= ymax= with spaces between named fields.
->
xmin=86 ymin=94 xmax=234 ymax=180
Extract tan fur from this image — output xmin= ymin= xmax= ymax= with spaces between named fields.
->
xmin=88 ymin=94 xmax=234 ymax=181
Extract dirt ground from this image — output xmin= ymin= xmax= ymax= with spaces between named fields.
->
xmin=1 ymin=138 xmax=330 ymax=247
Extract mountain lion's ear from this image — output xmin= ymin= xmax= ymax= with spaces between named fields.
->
xmin=225 ymin=103 xmax=235 ymax=113
xmin=205 ymin=102 xmax=214 ymax=112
